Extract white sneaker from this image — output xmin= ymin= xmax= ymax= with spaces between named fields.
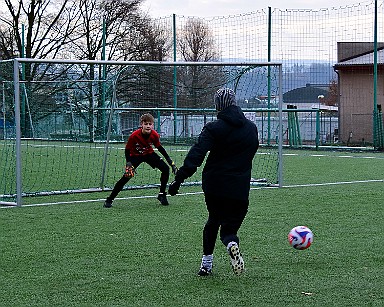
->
xmin=227 ymin=242 xmax=244 ymax=275
xmin=198 ymin=254 xmax=213 ymax=276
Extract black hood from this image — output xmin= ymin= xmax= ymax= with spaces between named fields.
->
xmin=217 ymin=105 xmax=246 ymax=127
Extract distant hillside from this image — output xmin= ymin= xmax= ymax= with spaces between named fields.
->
xmin=233 ymin=61 xmax=336 ymax=100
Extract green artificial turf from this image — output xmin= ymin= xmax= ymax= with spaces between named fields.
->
xmin=1 ymin=150 xmax=383 ymax=306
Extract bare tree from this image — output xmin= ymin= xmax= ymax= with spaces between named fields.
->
xmin=72 ymin=0 xmax=138 ymax=61
xmin=0 ymin=0 xmax=83 ymax=137
xmin=70 ymin=0 xmax=171 ymax=61
xmin=176 ymin=18 xmax=224 ymax=110
xmin=120 ymin=17 xmax=172 ymax=61
xmin=0 ymin=0 xmax=173 ymax=139
xmin=69 ymin=0 xmax=173 ymax=139
xmin=0 ymin=0 xmax=81 ymax=60
xmin=113 ymin=17 xmax=174 ymax=110
xmin=178 ymin=18 xmax=219 ymax=62
xmin=0 ymin=25 xmax=17 ymax=59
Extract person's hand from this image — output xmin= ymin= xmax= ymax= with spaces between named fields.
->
xmin=124 ymin=162 xmax=135 ymax=178
xmin=168 ymin=180 xmax=181 ymax=196
xmin=171 ymin=162 xmax=178 ymax=175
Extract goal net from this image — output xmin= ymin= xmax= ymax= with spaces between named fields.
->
xmin=0 ymin=59 xmax=282 ymax=206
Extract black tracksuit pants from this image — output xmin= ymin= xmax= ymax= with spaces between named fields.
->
xmin=202 ymin=193 xmax=249 ymax=255
xmin=108 ymin=153 xmax=169 ymax=201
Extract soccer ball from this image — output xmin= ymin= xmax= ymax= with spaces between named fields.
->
xmin=288 ymin=226 xmax=313 ymax=250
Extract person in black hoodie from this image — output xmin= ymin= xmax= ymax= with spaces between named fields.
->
xmin=168 ymin=88 xmax=259 ymax=276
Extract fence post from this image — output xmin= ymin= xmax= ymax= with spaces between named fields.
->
xmin=173 ymin=14 xmax=178 ymax=143
xmin=376 ymin=105 xmax=383 ymax=149
xmin=315 ymin=110 xmax=320 ymax=150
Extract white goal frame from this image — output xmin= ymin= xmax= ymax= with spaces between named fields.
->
xmin=9 ymin=58 xmax=283 ymax=206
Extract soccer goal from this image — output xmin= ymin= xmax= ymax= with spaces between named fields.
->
xmin=0 ymin=59 xmax=282 ymax=206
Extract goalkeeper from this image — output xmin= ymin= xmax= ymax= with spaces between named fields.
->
xmin=104 ymin=113 xmax=177 ymax=208
xmin=168 ymin=88 xmax=259 ymax=276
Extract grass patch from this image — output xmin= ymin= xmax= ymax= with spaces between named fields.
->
xmin=0 ymin=150 xmax=383 ymax=306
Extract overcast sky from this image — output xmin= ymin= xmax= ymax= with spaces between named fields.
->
xmin=142 ymin=0 xmax=373 ymax=18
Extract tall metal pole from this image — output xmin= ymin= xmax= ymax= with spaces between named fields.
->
xmin=173 ymin=14 xmax=178 ymax=143
xmin=14 ymin=59 xmax=22 ymax=206
xmin=267 ymin=7 xmax=272 ymax=146
xmin=278 ymin=64 xmax=283 ymax=188
xmin=21 ymin=24 xmax=26 ymax=137
xmin=2 ymin=83 xmax=5 ymax=139
xmin=315 ymin=110 xmax=320 ymax=150
xmin=373 ymin=0 xmax=378 ymax=148
xmin=101 ymin=18 xmax=107 ymax=136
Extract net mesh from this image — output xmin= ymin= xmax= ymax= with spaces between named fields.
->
xmin=0 ymin=60 xmax=282 ymax=204
xmin=4 ymin=2 xmax=384 ymax=204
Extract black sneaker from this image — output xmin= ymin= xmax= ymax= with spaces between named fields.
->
xmin=197 ymin=266 xmax=212 ymax=276
xmin=157 ymin=192 xmax=169 ymax=206
xmin=103 ymin=199 xmax=113 ymax=208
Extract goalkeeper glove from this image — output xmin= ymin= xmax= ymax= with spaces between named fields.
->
xmin=124 ymin=162 xmax=135 ymax=178
xmin=166 ymin=158 xmax=178 ymax=175
xmin=170 ymin=161 xmax=178 ymax=175
xmin=168 ymin=180 xmax=181 ymax=196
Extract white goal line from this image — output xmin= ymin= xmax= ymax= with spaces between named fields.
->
xmin=1 ymin=179 xmax=382 ymax=209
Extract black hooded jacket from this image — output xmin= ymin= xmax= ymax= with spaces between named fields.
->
xmin=175 ymin=105 xmax=259 ymax=200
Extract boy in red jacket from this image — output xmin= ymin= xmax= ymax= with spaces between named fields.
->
xmin=104 ymin=113 xmax=177 ymax=208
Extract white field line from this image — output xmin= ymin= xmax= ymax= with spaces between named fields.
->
xmin=26 ymin=146 xmax=384 ymax=160
xmin=279 ymin=179 xmax=384 ymax=188
xmin=1 ymin=179 xmax=382 ymax=209
xmin=2 ymin=141 xmax=384 ymax=159
xmin=283 ymin=153 xmax=384 ymax=160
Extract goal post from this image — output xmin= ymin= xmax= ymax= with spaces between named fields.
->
xmin=2 ymin=58 xmax=283 ymax=206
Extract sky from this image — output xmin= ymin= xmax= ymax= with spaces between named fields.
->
xmin=142 ymin=0 xmax=372 ymax=18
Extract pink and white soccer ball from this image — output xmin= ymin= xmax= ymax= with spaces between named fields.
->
xmin=288 ymin=226 xmax=313 ymax=250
